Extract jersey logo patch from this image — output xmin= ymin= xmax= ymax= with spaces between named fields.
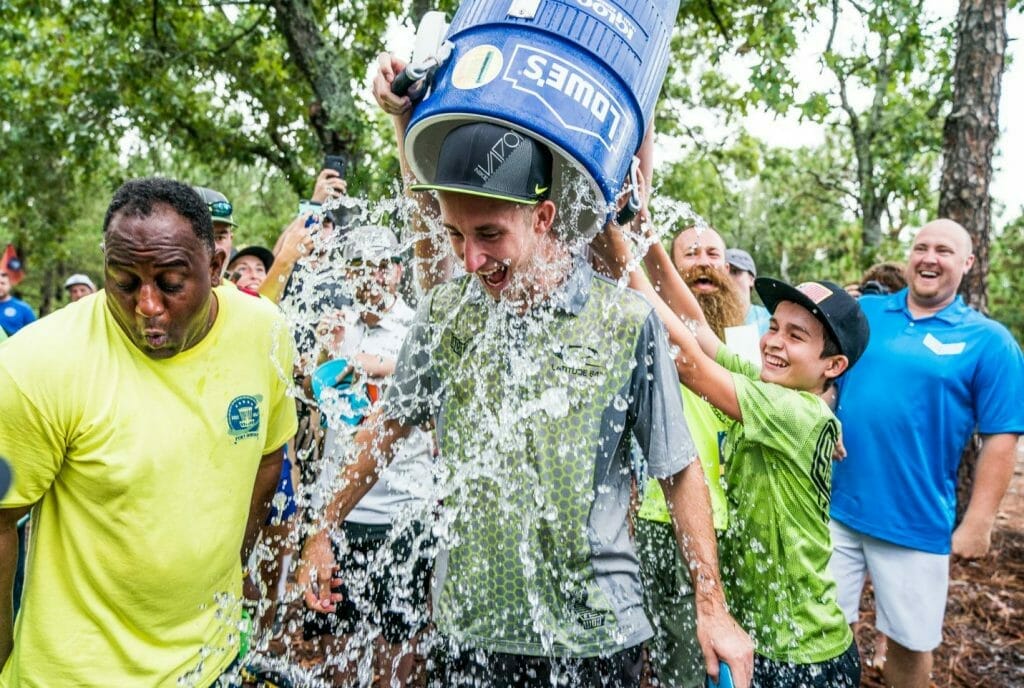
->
xmin=227 ymin=395 xmax=263 ymax=442
xmin=923 ymin=333 xmax=965 ymax=356
xmin=554 ymin=344 xmax=603 ymax=377
xmin=570 ymin=593 xmax=607 ymax=629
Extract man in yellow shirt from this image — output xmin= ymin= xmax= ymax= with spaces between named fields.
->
xmin=0 ymin=178 xmax=297 ymax=687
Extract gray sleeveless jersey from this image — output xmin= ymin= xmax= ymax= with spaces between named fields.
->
xmin=383 ymin=261 xmax=696 ymax=657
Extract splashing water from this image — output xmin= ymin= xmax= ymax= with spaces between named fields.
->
xmin=191 ymin=173 xmax=851 ymax=688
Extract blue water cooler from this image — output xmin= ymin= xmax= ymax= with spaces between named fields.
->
xmin=404 ymin=0 xmax=680 ymax=238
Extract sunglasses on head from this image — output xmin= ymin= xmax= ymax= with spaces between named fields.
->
xmin=208 ymin=200 xmax=233 ymax=218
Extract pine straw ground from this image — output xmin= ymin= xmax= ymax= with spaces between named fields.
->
xmin=858 ymin=457 xmax=1024 ymax=688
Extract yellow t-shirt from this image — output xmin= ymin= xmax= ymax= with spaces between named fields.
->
xmin=638 ymin=385 xmax=730 ymax=530
xmin=0 ymin=286 xmax=297 ymax=687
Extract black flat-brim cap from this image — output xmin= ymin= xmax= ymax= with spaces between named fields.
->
xmin=410 ymin=122 xmax=552 ymax=205
xmin=755 ymin=277 xmax=871 ymax=368
xmin=228 ymin=245 xmax=275 ymax=272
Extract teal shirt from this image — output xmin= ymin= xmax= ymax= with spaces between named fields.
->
xmin=716 ymin=347 xmax=852 ymax=664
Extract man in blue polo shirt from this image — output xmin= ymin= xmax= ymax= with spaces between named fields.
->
xmin=0 ymin=270 xmax=35 ymax=336
xmin=830 ymin=218 xmax=1024 ymax=688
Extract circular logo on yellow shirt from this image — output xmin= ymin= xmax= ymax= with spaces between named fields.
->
xmin=227 ymin=395 xmax=262 ymax=441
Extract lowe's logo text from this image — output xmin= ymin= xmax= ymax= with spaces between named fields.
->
xmin=576 ymin=0 xmax=637 ymax=41
xmin=504 ymin=45 xmax=626 ymax=152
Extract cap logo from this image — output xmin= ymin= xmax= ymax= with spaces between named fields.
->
xmin=474 ymin=130 xmax=525 ymax=183
xmin=796 ymin=282 xmax=833 ymax=304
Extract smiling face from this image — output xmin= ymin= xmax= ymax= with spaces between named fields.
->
xmin=346 ymin=259 xmax=402 ymax=326
xmin=672 ymin=227 xmax=728 ymax=294
xmin=759 ymin=300 xmax=848 ymax=394
xmin=227 ymin=254 xmax=267 ymax=292
xmin=104 ymin=203 xmax=223 ymax=359
xmin=905 ymin=220 xmax=973 ymax=315
xmin=439 ymin=191 xmax=558 ymax=303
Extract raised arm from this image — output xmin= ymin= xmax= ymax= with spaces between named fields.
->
xmin=372 ymin=52 xmax=452 ymax=294
xmin=591 ymin=226 xmax=742 ymax=420
xmin=261 ymin=215 xmax=314 ymax=304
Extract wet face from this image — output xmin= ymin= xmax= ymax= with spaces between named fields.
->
xmin=213 ymin=221 xmax=233 ymax=268
xmin=227 ymin=255 xmax=267 ymax=292
xmin=440 ymin=192 xmax=556 ymax=302
xmin=346 ymin=259 xmax=402 ymax=320
xmin=672 ymin=227 xmax=728 ymax=293
xmin=67 ymin=284 xmax=93 ymax=302
xmin=104 ymin=204 xmax=223 ymax=359
xmin=759 ymin=301 xmax=847 ymax=393
xmin=905 ymin=221 xmax=973 ymax=312
xmin=0 ymin=272 xmax=9 ymax=300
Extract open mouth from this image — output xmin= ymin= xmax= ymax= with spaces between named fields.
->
xmin=918 ymin=269 xmax=939 ymax=280
xmin=690 ymin=276 xmax=718 ymax=292
xmin=477 ymin=265 xmax=509 ymax=294
xmin=763 ymin=353 xmax=788 ymax=369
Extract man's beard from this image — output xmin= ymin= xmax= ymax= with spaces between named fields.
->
xmin=682 ymin=266 xmax=746 ymax=339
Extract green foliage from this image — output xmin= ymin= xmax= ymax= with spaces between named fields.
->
xmin=652 ymin=132 xmax=906 ymax=289
xmin=988 ymin=213 xmax=1024 ymax=346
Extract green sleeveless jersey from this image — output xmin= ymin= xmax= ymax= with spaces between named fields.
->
xmin=383 ymin=262 xmax=696 ymax=657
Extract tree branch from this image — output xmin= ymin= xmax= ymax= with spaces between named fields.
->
xmin=704 ymin=0 xmax=731 ymax=42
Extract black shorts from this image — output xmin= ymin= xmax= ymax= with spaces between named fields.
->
xmin=428 ymin=641 xmax=643 ymax=688
xmin=303 ymin=520 xmax=433 ymax=645
xmin=752 ymin=640 xmax=860 ymax=687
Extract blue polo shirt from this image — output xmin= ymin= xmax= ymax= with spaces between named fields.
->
xmin=0 ymin=297 xmax=36 ymax=336
xmin=832 ymin=289 xmax=1024 ymax=554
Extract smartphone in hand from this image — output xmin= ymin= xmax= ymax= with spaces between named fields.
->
xmin=323 ymin=154 xmax=346 ymax=178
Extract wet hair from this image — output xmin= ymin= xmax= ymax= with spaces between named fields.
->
xmin=103 ymin=177 xmax=214 ymax=251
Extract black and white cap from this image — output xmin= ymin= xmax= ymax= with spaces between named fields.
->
xmin=755 ymin=278 xmax=871 ymax=368
xmin=410 ymin=122 xmax=553 ymax=205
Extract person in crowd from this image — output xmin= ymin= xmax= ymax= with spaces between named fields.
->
xmin=296 ymin=54 xmax=754 ymax=688
xmin=303 ymin=226 xmax=435 ymax=687
xmin=597 ymin=223 xmax=866 ymax=687
xmin=726 ymin=248 xmax=771 ymax=335
xmin=227 ymin=245 xmax=275 ymax=297
xmin=671 ymin=227 xmax=747 ymax=335
xmin=193 ymin=186 xmax=237 ymax=271
xmin=63 ymin=273 xmax=96 ymax=302
xmin=0 ymin=271 xmax=35 ymax=336
xmin=0 ymin=178 xmax=297 ymax=686
xmin=829 ymin=219 xmax=1024 ymax=688
xmin=843 ymin=261 xmax=906 ymax=299
xmin=635 ymin=192 xmax=746 ymax=687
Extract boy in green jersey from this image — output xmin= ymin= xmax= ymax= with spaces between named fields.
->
xmin=596 ymin=229 xmax=869 ymax=687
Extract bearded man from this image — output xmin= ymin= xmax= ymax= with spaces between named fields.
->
xmin=635 ymin=224 xmax=747 ymax=688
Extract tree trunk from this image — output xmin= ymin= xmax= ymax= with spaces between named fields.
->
xmin=938 ymin=0 xmax=1006 ymax=313
xmin=937 ymin=0 xmax=1007 ymax=520
xmin=270 ymin=0 xmax=358 ymax=166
